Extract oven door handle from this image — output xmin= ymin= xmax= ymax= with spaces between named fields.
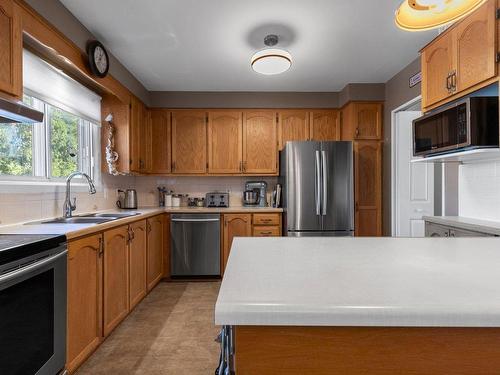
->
xmin=0 ymin=250 xmax=67 ymax=284
xmin=171 ymin=218 xmax=220 ymax=223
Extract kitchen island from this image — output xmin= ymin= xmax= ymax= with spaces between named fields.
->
xmin=215 ymin=237 xmax=500 ymax=374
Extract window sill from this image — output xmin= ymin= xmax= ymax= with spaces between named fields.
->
xmin=0 ymin=179 xmax=102 ymax=194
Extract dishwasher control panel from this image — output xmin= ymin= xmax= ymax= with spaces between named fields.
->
xmin=205 ymin=192 xmax=229 ymax=208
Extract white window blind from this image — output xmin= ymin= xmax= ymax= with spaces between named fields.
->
xmin=23 ymin=49 xmax=102 ymax=124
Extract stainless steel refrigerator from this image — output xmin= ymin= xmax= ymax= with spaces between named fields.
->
xmin=279 ymin=141 xmax=354 ymax=236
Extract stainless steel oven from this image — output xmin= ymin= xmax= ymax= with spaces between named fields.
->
xmin=413 ymin=96 xmax=499 ymax=157
xmin=0 ymin=239 xmax=67 ymax=375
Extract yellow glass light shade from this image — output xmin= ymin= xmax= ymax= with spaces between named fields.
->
xmin=395 ymin=0 xmax=487 ymax=31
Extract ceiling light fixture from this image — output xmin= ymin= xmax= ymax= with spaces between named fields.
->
xmin=395 ymin=0 xmax=487 ymax=31
xmin=251 ymin=35 xmax=292 ymax=75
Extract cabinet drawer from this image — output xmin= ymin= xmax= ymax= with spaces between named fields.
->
xmin=253 ymin=214 xmax=280 ymax=226
xmin=253 ymin=226 xmax=281 ymax=237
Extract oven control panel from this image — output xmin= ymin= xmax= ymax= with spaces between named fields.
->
xmin=205 ymin=192 xmax=229 ymax=208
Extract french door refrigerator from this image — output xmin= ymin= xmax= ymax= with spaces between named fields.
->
xmin=280 ymin=141 xmax=354 ymax=237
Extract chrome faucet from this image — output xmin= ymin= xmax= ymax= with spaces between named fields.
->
xmin=63 ymin=172 xmax=97 ymax=218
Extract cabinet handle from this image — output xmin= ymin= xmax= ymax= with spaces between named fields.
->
xmin=355 ymin=128 xmax=360 ymax=138
xmin=98 ymin=237 xmax=104 ymax=257
xmin=239 ymin=161 xmax=243 ymax=172
xmin=147 ymin=221 xmax=152 ymax=233
xmin=172 ymin=161 xmax=176 ymax=172
xmin=451 ymin=71 xmax=457 ymax=92
xmin=260 ymin=231 xmax=273 ymax=235
xmin=446 ymin=73 xmax=451 ymax=92
xmin=355 ymin=202 xmax=359 ymax=212
xmin=243 ymin=161 xmax=247 ymax=173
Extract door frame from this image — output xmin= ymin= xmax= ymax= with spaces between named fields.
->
xmin=390 ymin=95 xmax=422 ymax=236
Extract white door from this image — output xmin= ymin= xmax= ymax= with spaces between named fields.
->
xmin=395 ymin=111 xmax=434 ymax=237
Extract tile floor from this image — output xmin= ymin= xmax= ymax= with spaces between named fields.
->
xmin=76 ymin=281 xmax=221 ymax=375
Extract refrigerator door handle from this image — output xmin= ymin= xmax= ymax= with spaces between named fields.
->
xmin=321 ymin=150 xmax=328 ymax=215
xmin=315 ymin=150 xmax=321 ymax=216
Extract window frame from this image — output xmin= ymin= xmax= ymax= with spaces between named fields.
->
xmin=0 ymin=91 xmax=101 ymax=188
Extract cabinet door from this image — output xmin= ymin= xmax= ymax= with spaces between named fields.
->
xmin=208 ymin=111 xmax=243 ymax=173
xmin=353 ymin=103 xmax=382 ymax=140
xmin=222 ymin=214 xmax=252 ymax=272
xmin=421 ymin=33 xmax=454 ymax=108
xmin=310 ymin=110 xmax=339 ymax=141
xmin=354 ymin=141 xmax=382 ymax=237
xmin=129 ymin=96 xmax=150 ymax=173
xmin=67 ymin=234 xmax=102 ymax=373
xmin=243 ymin=111 xmax=278 ymax=174
xmin=129 ymin=220 xmax=147 ymax=310
xmin=455 ymin=0 xmax=496 ymax=92
xmin=150 ymin=109 xmax=171 ymax=174
xmin=0 ymin=0 xmax=21 ymax=98
xmin=278 ymin=111 xmax=310 ymax=150
xmin=147 ymin=215 xmax=164 ymax=291
xmin=103 ymin=225 xmax=129 ymax=336
xmin=171 ymin=110 xmax=207 ymax=174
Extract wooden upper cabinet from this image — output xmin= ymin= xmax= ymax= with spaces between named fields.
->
xmin=310 ymin=110 xmax=339 ymax=141
xmin=243 ymin=111 xmax=278 ymax=174
xmin=208 ymin=111 xmax=243 ymax=173
xmin=103 ymin=225 xmax=129 ymax=336
xmin=147 ymin=215 xmax=164 ymax=291
xmin=354 ymin=141 xmax=382 ymax=237
xmin=171 ymin=110 xmax=207 ymax=174
xmin=128 ymin=220 xmax=147 ymax=310
xmin=278 ymin=110 xmax=310 ymax=150
xmin=129 ymin=96 xmax=150 ymax=173
xmin=353 ymin=103 xmax=382 ymax=140
xmin=222 ymin=214 xmax=252 ymax=273
xmin=421 ymin=33 xmax=454 ymax=108
xmin=150 ymin=109 xmax=171 ymax=174
xmin=67 ymin=234 xmax=103 ymax=374
xmin=455 ymin=0 xmax=496 ymax=92
xmin=0 ymin=0 xmax=21 ymax=98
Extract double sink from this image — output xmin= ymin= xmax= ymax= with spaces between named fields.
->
xmin=28 ymin=212 xmax=141 ymax=225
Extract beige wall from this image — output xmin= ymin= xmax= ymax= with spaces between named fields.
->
xmin=383 ymin=57 xmax=422 ymax=235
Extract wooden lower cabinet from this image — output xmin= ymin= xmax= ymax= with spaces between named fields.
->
xmin=67 ymin=234 xmax=103 ymax=374
xmin=234 ymin=326 xmax=500 ymax=374
xmin=222 ymin=214 xmax=252 ymax=271
xmin=129 ymin=220 xmax=147 ymax=310
xmin=354 ymin=141 xmax=382 ymax=236
xmin=147 ymin=215 xmax=164 ymax=290
xmin=103 ymin=225 xmax=130 ymax=336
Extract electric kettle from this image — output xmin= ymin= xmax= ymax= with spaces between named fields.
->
xmin=116 ymin=189 xmax=138 ymax=209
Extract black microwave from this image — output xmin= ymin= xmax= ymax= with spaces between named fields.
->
xmin=413 ymin=97 xmax=499 ymax=157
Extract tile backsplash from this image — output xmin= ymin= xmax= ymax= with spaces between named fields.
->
xmin=0 ymin=174 xmax=278 ymax=226
xmin=459 ymin=160 xmax=500 ymax=221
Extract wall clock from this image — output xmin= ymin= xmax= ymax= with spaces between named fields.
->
xmin=87 ymin=40 xmax=109 ymax=78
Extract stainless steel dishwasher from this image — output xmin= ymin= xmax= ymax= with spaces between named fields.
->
xmin=170 ymin=214 xmax=221 ymax=277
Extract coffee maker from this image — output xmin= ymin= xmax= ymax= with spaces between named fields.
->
xmin=243 ymin=181 xmax=267 ymax=207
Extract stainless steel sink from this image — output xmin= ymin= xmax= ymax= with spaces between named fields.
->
xmin=39 ymin=217 xmax=115 ymax=224
xmin=80 ymin=213 xmax=141 ymax=218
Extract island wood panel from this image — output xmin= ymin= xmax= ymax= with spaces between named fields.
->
xmin=208 ymin=111 xmax=243 ymax=173
xmin=66 ymin=234 xmax=103 ymax=374
xmin=103 ymin=225 xmax=129 ymax=336
xmin=128 ymin=220 xmax=147 ymax=310
xmin=309 ymin=110 xmax=339 ymax=141
xmin=455 ymin=0 xmax=496 ymax=92
xmin=278 ymin=110 xmax=310 ymax=150
xmin=150 ymin=109 xmax=171 ymax=174
xmin=242 ymin=110 xmax=278 ymax=174
xmin=171 ymin=110 xmax=207 ymax=174
xmin=421 ymin=32 xmax=455 ymax=109
xmin=0 ymin=0 xmax=21 ymax=98
xmin=147 ymin=215 xmax=164 ymax=291
xmin=234 ymin=326 xmax=500 ymax=375
xmin=222 ymin=214 xmax=252 ymax=272
xmin=354 ymin=141 xmax=382 ymax=236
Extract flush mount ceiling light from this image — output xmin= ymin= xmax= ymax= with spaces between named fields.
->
xmin=395 ymin=0 xmax=487 ymax=31
xmin=251 ymin=35 xmax=292 ymax=75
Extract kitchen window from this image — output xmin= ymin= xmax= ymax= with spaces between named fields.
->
xmin=0 ymin=50 xmax=101 ymax=184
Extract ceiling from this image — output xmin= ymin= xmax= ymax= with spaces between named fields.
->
xmin=60 ymin=0 xmax=437 ymax=92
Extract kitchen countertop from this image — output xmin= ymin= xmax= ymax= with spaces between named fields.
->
xmin=0 ymin=206 xmax=283 ymax=240
xmin=423 ymin=216 xmax=500 ymax=236
xmin=215 ymin=236 xmax=500 ymax=327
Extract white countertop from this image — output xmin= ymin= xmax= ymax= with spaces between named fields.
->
xmin=0 ymin=206 xmax=282 ymax=239
xmin=423 ymin=216 xmax=500 ymax=236
xmin=215 ymin=237 xmax=500 ymax=327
